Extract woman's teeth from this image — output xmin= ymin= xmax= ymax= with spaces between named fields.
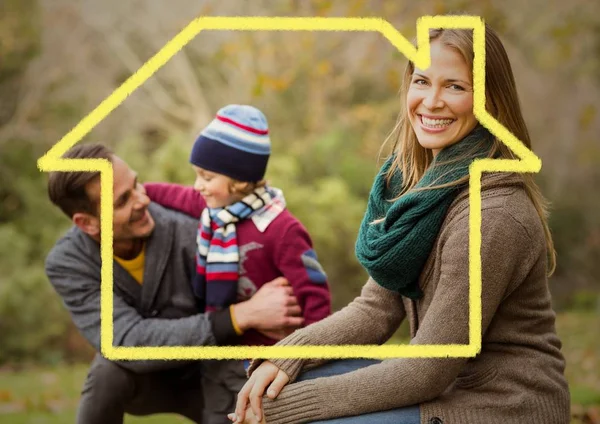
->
xmin=421 ymin=116 xmax=454 ymax=128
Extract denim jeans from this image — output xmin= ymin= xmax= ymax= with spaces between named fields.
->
xmin=295 ymin=359 xmax=421 ymax=424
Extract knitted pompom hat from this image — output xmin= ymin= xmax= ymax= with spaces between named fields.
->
xmin=190 ymin=104 xmax=271 ymax=182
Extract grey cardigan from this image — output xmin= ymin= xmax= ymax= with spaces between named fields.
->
xmin=45 ymin=203 xmax=236 ymax=373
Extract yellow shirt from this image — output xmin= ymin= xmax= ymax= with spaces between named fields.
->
xmin=114 ymin=244 xmax=146 ymax=284
xmin=114 ymin=244 xmax=244 ymax=335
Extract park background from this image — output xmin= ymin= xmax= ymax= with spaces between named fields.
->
xmin=1 ymin=0 xmax=599 ymax=422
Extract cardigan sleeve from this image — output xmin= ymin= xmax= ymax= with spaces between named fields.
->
xmin=259 ymin=207 xmax=538 ymax=424
xmin=247 ymin=277 xmax=406 ymax=383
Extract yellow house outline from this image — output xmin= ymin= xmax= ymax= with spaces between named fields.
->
xmin=37 ymin=15 xmax=541 ymax=360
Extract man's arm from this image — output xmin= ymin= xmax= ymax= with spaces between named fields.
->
xmin=45 ymin=242 xmax=235 ymax=373
xmin=144 ymin=183 xmax=205 ymax=218
xmin=45 ymin=241 xmax=302 ymax=373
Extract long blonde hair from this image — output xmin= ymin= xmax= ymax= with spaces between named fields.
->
xmin=382 ymin=23 xmax=556 ymax=275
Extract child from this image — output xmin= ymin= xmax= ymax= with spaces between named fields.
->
xmin=146 ymin=104 xmax=332 ymax=423
xmin=146 ymin=104 xmax=332 ymax=347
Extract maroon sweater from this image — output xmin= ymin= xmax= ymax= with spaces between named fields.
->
xmin=144 ymin=183 xmax=332 ymax=346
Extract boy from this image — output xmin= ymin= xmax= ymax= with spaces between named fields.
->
xmin=145 ymin=104 xmax=331 ymax=421
xmin=148 ymin=104 xmax=331 ymax=342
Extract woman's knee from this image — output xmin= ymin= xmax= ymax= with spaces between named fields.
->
xmin=309 ymin=405 xmax=420 ymax=424
xmin=298 ymin=359 xmax=382 ymax=381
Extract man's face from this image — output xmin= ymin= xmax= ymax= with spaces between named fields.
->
xmin=85 ymin=155 xmax=155 ymax=242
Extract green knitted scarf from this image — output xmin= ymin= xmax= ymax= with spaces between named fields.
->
xmin=355 ymin=125 xmax=495 ymax=299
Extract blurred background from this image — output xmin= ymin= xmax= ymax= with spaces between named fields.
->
xmin=1 ymin=0 xmax=599 ymax=422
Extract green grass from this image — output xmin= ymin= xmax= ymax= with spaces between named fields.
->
xmin=0 ymin=412 xmax=189 ymax=424
xmin=555 ymin=311 xmax=600 ymax=423
xmin=0 ymin=312 xmax=598 ymax=423
xmin=0 ymin=364 xmax=193 ymax=423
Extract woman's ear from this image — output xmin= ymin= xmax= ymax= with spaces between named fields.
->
xmin=73 ymin=212 xmax=101 ymax=238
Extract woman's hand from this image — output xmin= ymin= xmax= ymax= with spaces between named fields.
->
xmin=228 ymin=406 xmax=266 ymax=424
xmin=231 ymin=361 xmax=290 ymax=423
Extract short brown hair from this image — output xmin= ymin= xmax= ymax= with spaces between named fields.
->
xmin=47 ymin=143 xmax=113 ymax=218
xmin=228 ymin=179 xmax=267 ymax=196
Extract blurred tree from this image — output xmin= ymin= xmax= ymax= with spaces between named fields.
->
xmin=0 ymin=0 xmax=598 ymax=364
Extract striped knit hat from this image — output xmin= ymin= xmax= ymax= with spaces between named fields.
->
xmin=190 ymin=104 xmax=271 ymax=182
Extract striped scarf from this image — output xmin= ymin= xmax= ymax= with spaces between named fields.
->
xmin=194 ymin=186 xmax=285 ymax=311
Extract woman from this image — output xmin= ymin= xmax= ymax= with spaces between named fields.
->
xmin=230 ymin=22 xmax=570 ymax=424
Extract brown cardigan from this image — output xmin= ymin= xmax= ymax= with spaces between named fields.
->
xmin=249 ymin=174 xmax=570 ymax=424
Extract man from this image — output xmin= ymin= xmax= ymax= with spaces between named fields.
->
xmin=45 ymin=143 xmax=304 ymax=424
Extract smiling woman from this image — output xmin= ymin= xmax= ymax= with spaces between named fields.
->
xmin=407 ymin=41 xmax=478 ymax=156
xmin=232 ymin=20 xmax=569 ymax=424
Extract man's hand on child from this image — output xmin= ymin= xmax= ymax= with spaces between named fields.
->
xmin=233 ymin=277 xmax=304 ymax=332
